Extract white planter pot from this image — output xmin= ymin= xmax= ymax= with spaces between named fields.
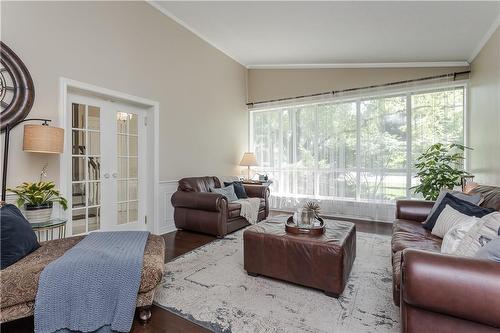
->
xmin=24 ymin=206 xmax=53 ymax=223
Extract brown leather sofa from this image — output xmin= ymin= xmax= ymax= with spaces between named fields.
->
xmin=171 ymin=176 xmax=270 ymax=237
xmin=392 ymin=185 xmax=500 ymax=333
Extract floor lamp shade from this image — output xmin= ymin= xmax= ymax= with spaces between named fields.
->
xmin=23 ymin=124 xmax=64 ymax=153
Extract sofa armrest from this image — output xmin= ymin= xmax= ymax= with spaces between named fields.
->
xmin=401 ymin=249 xmax=500 ymax=328
xmin=396 ymin=200 xmax=434 ymax=222
xmin=244 ymin=184 xmax=270 ymax=199
xmin=171 ymin=191 xmax=227 ymax=212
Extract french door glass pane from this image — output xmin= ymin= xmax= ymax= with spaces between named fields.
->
xmin=88 ymin=207 xmax=100 ymax=231
xmin=115 ymin=111 xmax=139 ymax=224
xmin=71 ymin=102 xmax=101 ymax=235
xmin=72 ymin=130 xmax=85 ymax=155
xmin=72 ymin=104 xmax=85 ymax=129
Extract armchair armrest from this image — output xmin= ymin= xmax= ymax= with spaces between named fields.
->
xmin=401 ymin=249 xmax=500 ymax=328
xmin=171 ymin=191 xmax=227 ymax=212
xmin=244 ymin=184 xmax=270 ymax=199
xmin=396 ymin=200 xmax=434 ymax=222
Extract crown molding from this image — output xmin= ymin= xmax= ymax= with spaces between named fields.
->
xmin=247 ymin=62 xmax=470 ymax=70
xmin=147 ymin=1 xmax=246 ymax=67
xmin=468 ymin=12 xmax=500 ymax=63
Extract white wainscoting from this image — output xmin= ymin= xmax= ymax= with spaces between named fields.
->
xmin=156 ymin=180 xmax=179 ymax=235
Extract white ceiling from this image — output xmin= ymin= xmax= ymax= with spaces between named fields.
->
xmin=150 ymin=1 xmax=500 ymax=68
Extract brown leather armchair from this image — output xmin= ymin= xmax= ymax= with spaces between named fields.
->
xmin=171 ymin=176 xmax=270 ymax=237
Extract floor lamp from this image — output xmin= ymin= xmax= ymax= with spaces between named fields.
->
xmin=1 ymin=119 xmax=64 ymax=202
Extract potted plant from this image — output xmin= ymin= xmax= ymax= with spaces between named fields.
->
xmin=8 ymin=181 xmax=68 ymax=223
xmin=411 ymin=143 xmax=471 ymax=200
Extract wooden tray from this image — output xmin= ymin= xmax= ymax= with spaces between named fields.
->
xmin=285 ymin=216 xmax=325 ymax=236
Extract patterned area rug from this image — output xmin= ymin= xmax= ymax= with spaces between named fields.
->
xmin=154 ymin=226 xmax=399 ymax=333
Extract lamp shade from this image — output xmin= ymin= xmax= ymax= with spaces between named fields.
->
xmin=239 ymin=152 xmax=258 ymax=166
xmin=23 ymin=124 xmax=64 ymax=154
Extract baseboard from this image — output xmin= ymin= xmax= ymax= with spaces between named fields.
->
xmin=270 ymin=209 xmax=392 ymax=224
xmin=158 ymin=222 xmax=177 ymax=235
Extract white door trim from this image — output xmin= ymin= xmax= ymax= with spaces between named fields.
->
xmin=59 ymin=77 xmax=160 ymax=235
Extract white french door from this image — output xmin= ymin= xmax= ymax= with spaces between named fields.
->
xmin=67 ymin=93 xmax=147 ymax=234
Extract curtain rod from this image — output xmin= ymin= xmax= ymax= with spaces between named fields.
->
xmin=246 ymin=70 xmax=471 ymax=107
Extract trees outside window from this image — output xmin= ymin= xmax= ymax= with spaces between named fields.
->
xmin=251 ymin=85 xmax=465 ymax=203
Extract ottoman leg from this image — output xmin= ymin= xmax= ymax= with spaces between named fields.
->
xmin=247 ymin=271 xmax=259 ymax=277
xmin=324 ymin=291 xmax=340 ymax=298
xmin=138 ymin=306 xmax=152 ymax=324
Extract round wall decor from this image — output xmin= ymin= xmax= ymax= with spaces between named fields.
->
xmin=0 ymin=41 xmax=35 ymax=133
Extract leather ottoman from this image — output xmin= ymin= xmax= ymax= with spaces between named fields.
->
xmin=243 ymin=218 xmax=356 ymax=297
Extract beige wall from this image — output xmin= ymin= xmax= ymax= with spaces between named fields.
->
xmin=469 ymin=26 xmax=500 ymax=186
xmin=248 ymin=67 xmax=469 ymax=103
xmin=0 ymin=1 xmax=248 ymax=189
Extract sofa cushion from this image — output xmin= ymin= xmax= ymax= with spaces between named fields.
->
xmin=423 ymin=193 xmax=494 ymax=231
xmin=454 ymin=212 xmax=500 ymax=257
xmin=178 ymin=177 xmax=220 ymax=193
xmin=211 ymin=184 xmax=238 ymax=202
xmin=425 ymin=190 xmax=482 ymax=225
xmin=224 ymin=181 xmax=248 ymax=199
xmin=0 ymin=234 xmax=164 ymax=310
xmin=392 ymin=219 xmax=442 ymax=254
xmin=1 ymin=204 xmax=40 ymax=269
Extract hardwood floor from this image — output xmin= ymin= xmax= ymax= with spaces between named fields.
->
xmin=1 ymin=215 xmax=391 ymax=333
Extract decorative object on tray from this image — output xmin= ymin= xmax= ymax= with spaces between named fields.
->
xmin=286 ymin=201 xmax=325 ymax=235
xmin=7 ymin=181 xmax=68 ymax=223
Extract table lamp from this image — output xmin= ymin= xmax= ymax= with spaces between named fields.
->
xmin=239 ymin=152 xmax=258 ymax=180
xmin=2 ymin=119 xmax=64 ymax=201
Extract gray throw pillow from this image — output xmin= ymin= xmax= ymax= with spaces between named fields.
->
xmin=211 ymin=184 xmax=238 ymax=202
xmin=475 ymin=237 xmax=500 ymax=263
xmin=424 ymin=190 xmax=482 ymax=224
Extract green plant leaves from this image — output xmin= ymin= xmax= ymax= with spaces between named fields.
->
xmin=411 ymin=143 xmax=470 ymax=200
xmin=7 ymin=181 xmax=68 ymax=210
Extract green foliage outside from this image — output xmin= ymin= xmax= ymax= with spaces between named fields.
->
xmin=252 ymin=87 xmax=464 ymax=201
xmin=8 ymin=181 xmax=68 ymax=210
xmin=411 ymin=143 xmax=470 ymax=200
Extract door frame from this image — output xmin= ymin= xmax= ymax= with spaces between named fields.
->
xmin=59 ymin=77 xmax=160 ymax=235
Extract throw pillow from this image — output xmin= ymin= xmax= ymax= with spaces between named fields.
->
xmin=432 ymin=204 xmax=478 ymax=238
xmin=441 ymin=216 xmax=478 ymax=254
xmin=475 ymin=237 xmax=500 ymax=263
xmin=1 ymin=204 xmax=40 ymax=269
xmin=454 ymin=212 xmax=500 ymax=257
xmin=423 ymin=193 xmax=494 ymax=231
xmin=210 ymin=184 xmax=238 ymax=202
xmin=224 ymin=181 xmax=248 ymax=199
xmin=424 ymin=190 xmax=483 ymax=225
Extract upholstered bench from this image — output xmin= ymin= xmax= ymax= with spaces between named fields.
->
xmin=0 ymin=234 xmax=165 ymax=324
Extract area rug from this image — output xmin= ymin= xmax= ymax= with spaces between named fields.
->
xmin=154 ymin=225 xmax=399 ymax=333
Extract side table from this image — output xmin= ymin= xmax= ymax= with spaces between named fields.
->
xmin=31 ymin=219 xmax=67 ymax=241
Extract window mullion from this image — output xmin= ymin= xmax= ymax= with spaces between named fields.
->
xmin=406 ymin=93 xmax=412 ymax=199
xmin=355 ymin=100 xmax=361 ymax=201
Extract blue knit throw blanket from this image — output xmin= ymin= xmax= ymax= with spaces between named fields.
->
xmin=34 ymin=231 xmax=149 ymax=333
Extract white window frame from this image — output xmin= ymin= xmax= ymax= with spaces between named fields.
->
xmin=249 ymin=81 xmax=469 ymax=203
